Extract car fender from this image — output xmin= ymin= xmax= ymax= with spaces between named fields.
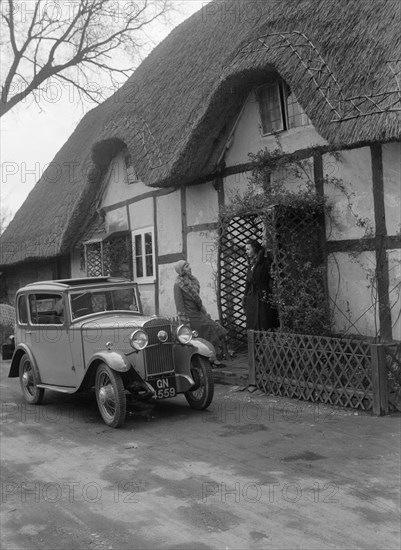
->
xmin=190 ymin=337 xmax=216 ymax=359
xmin=173 ymin=338 xmax=215 ymax=376
xmin=8 ymin=344 xmax=41 ymax=382
xmin=88 ymin=350 xmax=132 ymax=373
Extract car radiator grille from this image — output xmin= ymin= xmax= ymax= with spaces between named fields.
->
xmin=143 ymin=320 xmax=174 ymax=376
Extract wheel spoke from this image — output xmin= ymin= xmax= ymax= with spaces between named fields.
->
xmin=19 ymin=354 xmax=44 ymax=405
xmin=95 ymin=363 xmax=126 ymax=428
xmin=185 ymin=356 xmax=214 ymax=410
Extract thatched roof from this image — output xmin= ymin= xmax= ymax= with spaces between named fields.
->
xmin=1 ymin=0 xmax=400 ymax=266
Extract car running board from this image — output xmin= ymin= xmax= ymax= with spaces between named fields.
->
xmin=36 ymin=384 xmax=76 ymax=393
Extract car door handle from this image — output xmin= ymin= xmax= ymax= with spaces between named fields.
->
xmin=25 ymin=331 xmax=33 ymax=334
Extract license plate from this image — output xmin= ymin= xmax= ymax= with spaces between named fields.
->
xmin=148 ymin=376 xmax=176 ymax=399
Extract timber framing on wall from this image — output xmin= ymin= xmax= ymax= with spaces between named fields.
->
xmin=315 ymin=145 xmax=396 ymax=340
xmin=371 ymin=144 xmax=393 ymax=341
xmin=313 ymin=152 xmax=330 ymax=305
xmin=181 ymin=185 xmax=188 ymax=259
xmin=153 ymin=195 xmax=159 ymax=315
xmin=215 ymin=176 xmax=225 ymax=322
xmin=315 ymin=144 xmax=396 ymax=341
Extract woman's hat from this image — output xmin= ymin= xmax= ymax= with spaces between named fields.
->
xmin=174 ymin=260 xmax=187 ymax=274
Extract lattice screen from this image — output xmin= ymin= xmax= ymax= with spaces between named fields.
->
xmin=219 ymin=205 xmax=327 ymax=346
xmin=85 ymin=233 xmax=133 ymax=278
xmin=254 ymin=331 xmax=374 ymax=410
xmin=219 ymin=215 xmax=264 ymax=349
xmin=86 ymin=242 xmax=103 ymax=277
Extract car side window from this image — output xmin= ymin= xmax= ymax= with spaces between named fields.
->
xmin=29 ymin=293 xmax=64 ymax=325
xmin=18 ymin=295 xmax=28 ymax=324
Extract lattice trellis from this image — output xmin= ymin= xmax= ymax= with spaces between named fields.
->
xmin=85 ymin=233 xmax=133 ymax=278
xmin=264 ymin=204 xmax=329 ymax=334
xmin=385 ymin=343 xmax=401 ymax=412
xmin=254 ymin=331 xmax=374 ymax=411
xmin=219 ymin=206 xmax=327 ymax=345
xmin=219 ymin=215 xmax=264 ymax=349
xmin=236 ymin=32 xmax=401 ymax=121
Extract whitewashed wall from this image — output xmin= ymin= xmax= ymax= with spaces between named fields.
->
xmin=101 ymin=153 xmax=151 ymax=207
xmin=156 ymin=190 xmax=182 ymax=255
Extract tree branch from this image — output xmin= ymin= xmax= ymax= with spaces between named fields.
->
xmin=1 ymin=0 xmax=176 ymax=116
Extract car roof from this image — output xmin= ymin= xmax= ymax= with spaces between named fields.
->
xmin=18 ymin=277 xmax=136 ymax=293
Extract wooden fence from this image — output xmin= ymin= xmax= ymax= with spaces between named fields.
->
xmin=248 ymin=330 xmax=401 ymax=415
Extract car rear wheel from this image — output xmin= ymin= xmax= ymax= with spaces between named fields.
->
xmin=19 ymin=353 xmax=44 ymax=405
xmin=95 ymin=363 xmax=126 ymax=428
xmin=185 ymin=355 xmax=214 ymax=410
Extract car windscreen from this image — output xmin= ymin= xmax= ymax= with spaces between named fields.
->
xmin=69 ymin=287 xmax=140 ymax=319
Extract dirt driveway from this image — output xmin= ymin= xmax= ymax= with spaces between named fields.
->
xmin=1 ymin=358 xmax=400 ymax=550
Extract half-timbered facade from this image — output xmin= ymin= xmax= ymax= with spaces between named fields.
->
xmin=1 ymin=0 xmax=400 ymax=342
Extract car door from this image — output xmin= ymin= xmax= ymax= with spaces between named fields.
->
xmin=26 ymin=292 xmax=76 ymax=387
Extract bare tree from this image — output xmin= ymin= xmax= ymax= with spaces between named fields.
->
xmin=0 ymin=0 xmax=174 ymax=116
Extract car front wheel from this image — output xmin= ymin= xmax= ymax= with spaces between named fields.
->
xmin=95 ymin=363 xmax=126 ymax=428
xmin=185 ymin=355 xmax=214 ymax=410
xmin=19 ymin=353 xmax=44 ymax=405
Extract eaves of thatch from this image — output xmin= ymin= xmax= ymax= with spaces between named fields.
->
xmin=1 ymin=0 xmax=400 ymax=267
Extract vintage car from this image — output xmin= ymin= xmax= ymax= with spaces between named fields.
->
xmin=8 ymin=277 xmax=216 ymax=428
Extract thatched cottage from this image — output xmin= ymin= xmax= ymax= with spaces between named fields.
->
xmin=1 ymin=0 xmax=400 ymax=342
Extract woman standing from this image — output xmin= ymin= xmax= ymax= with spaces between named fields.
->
xmin=173 ymin=260 xmax=228 ymax=367
xmin=243 ymin=239 xmax=279 ymax=331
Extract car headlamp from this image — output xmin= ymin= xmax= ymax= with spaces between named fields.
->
xmin=157 ymin=330 xmax=168 ymax=343
xmin=177 ymin=324 xmax=193 ymax=344
xmin=129 ymin=329 xmax=148 ymax=350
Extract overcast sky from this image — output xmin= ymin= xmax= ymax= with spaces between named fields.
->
xmin=1 ymin=1 xmax=206 ymax=221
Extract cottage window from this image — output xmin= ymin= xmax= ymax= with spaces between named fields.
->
xmin=256 ymin=81 xmax=310 ymax=135
xmin=127 ymin=164 xmax=139 ymax=184
xmin=84 ymin=232 xmax=133 ymax=279
xmin=133 ymin=228 xmax=155 ymax=283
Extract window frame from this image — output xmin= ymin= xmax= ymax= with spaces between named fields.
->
xmin=84 ymin=231 xmax=133 ymax=278
xmin=256 ymin=80 xmax=311 ymax=136
xmin=132 ymin=227 xmax=156 ymax=284
xmin=17 ymin=295 xmax=28 ymax=325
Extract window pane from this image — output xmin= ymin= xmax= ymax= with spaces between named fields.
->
xmin=135 ymin=235 xmax=143 ymax=277
xmin=70 ymin=287 xmax=140 ymax=319
xmin=86 ymin=242 xmax=102 ymax=277
xmin=144 ymin=232 xmax=153 ymax=277
xmin=135 ymin=235 xmax=142 ymax=256
xmin=146 ymin=254 xmax=153 ymax=277
xmin=110 ymin=288 xmax=139 ymax=312
xmin=287 ymin=90 xmax=311 ymax=129
xmin=257 ymin=84 xmax=284 ymax=134
xmin=29 ymin=294 xmax=62 ymax=324
xmin=145 ymin=232 xmax=152 ymax=254
xmin=136 ymin=257 xmax=143 ymax=278
xmin=18 ymin=296 xmax=28 ymax=324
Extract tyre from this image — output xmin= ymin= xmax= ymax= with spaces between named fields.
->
xmin=95 ymin=363 xmax=126 ymax=428
xmin=19 ymin=353 xmax=44 ymax=405
xmin=185 ymin=355 xmax=214 ymax=410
